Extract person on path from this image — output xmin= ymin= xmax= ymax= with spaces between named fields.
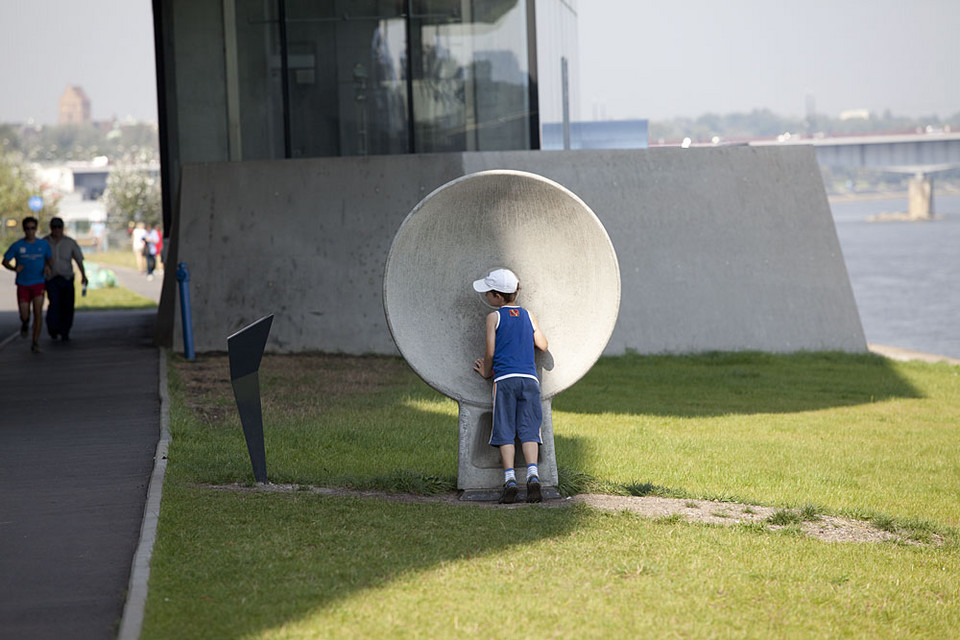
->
xmin=132 ymin=222 xmax=147 ymax=273
xmin=44 ymin=217 xmax=88 ymax=342
xmin=143 ymin=223 xmax=160 ymax=280
xmin=3 ymin=217 xmax=53 ymax=353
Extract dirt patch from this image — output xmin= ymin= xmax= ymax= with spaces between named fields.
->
xmin=173 ymin=353 xmax=414 ymax=423
xmin=569 ymin=494 xmax=913 ymax=544
xmin=207 ymin=483 xmax=942 ymax=546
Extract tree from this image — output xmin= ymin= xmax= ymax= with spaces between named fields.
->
xmin=0 ymin=152 xmax=59 ymax=247
xmin=103 ymin=162 xmax=161 ymax=231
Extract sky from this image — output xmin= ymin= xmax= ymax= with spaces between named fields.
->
xmin=0 ymin=0 xmax=957 ymax=125
xmin=0 ymin=0 xmax=157 ymax=124
xmin=577 ymin=0 xmax=960 ymax=121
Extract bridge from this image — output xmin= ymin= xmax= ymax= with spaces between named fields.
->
xmin=751 ymin=131 xmax=960 ymax=218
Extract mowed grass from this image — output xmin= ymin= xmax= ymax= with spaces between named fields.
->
xmin=142 ymin=352 xmax=960 ymax=639
xmin=84 ymin=249 xmax=139 ymax=270
xmin=73 ymin=277 xmax=156 ymax=310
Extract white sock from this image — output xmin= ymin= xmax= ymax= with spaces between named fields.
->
xmin=504 ymin=468 xmax=516 ymax=483
xmin=527 ymin=463 xmax=539 ymax=480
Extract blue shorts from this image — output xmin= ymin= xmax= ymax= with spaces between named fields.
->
xmin=490 ymin=376 xmax=542 ymax=447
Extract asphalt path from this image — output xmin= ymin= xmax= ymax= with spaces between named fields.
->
xmin=0 ymin=277 xmax=160 ymax=639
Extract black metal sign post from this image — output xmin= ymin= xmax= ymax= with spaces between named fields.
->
xmin=227 ymin=315 xmax=274 ymax=484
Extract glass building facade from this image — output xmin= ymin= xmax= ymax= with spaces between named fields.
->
xmin=224 ymin=0 xmax=577 ymax=160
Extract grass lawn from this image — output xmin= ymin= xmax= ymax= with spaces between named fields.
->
xmin=72 ymin=277 xmax=156 ymax=311
xmin=142 ymin=352 xmax=960 ymax=639
xmin=84 ymin=249 xmax=139 ymax=270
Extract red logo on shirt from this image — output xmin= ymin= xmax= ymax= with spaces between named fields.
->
xmin=509 ymin=309 xmax=520 ymax=317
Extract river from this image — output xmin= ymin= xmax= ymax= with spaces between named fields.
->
xmin=830 ymin=193 xmax=960 ymax=359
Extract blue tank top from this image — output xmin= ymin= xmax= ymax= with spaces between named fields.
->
xmin=492 ymin=306 xmax=538 ymax=382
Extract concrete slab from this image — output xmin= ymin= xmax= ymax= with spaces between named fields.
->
xmin=164 ymin=147 xmax=867 ymax=355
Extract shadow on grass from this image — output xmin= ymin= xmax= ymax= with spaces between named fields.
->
xmin=144 ymin=485 xmax=590 ymax=639
xmin=552 ymin=351 xmax=923 ymax=417
xmin=151 ymin=361 xmax=604 ymax=638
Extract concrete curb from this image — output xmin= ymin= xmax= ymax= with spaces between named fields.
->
xmin=117 ymin=349 xmax=171 ymax=640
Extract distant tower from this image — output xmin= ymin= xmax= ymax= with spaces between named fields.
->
xmin=59 ymin=86 xmax=91 ymax=125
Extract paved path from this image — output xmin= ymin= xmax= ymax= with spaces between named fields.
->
xmin=0 ymin=310 xmax=160 ymax=640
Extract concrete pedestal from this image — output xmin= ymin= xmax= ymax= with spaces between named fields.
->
xmin=908 ymin=174 xmax=934 ymax=220
xmin=456 ymin=398 xmax=560 ymax=501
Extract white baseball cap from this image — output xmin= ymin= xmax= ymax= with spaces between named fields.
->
xmin=472 ymin=268 xmax=519 ymax=294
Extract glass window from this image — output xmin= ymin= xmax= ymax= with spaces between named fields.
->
xmin=231 ymin=0 xmax=536 ymax=159
xmin=235 ymin=0 xmax=285 ymax=160
xmin=410 ymin=0 xmax=531 ymax=152
xmin=284 ymin=1 xmax=409 ymax=158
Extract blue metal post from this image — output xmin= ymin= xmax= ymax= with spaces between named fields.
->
xmin=175 ymin=262 xmax=196 ymax=360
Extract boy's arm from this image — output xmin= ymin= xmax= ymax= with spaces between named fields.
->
xmin=529 ymin=311 xmax=549 ymax=351
xmin=473 ymin=312 xmax=498 ymax=378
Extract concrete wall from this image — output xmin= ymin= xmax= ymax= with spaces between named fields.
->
xmin=161 ymin=146 xmax=867 ymax=355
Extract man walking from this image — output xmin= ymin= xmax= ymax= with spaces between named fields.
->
xmin=2 ymin=217 xmax=53 ymax=353
xmin=44 ymin=217 xmax=88 ymax=342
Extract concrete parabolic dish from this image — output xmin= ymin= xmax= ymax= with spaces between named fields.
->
xmin=383 ymin=170 xmax=621 ymax=406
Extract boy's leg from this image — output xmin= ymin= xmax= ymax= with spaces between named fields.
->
xmin=522 ymin=441 xmax=541 ymax=502
xmin=499 ymin=443 xmax=516 ymax=472
xmin=498 ymin=444 xmax=518 ymax=504
xmin=516 ymin=380 xmax=543 ymax=502
xmin=492 ymin=381 xmax=520 ymax=504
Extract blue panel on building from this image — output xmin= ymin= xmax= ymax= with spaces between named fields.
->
xmin=541 ymin=120 xmax=649 ymax=150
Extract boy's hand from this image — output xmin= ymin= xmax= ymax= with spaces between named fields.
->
xmin=473 ymin=358 xmax=491 ymax=378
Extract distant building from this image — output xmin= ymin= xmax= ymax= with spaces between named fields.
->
xmin=839 ymin=108 xmax=870 ymax=121
xmin=59 ymin=86 xmax=91 ymax=125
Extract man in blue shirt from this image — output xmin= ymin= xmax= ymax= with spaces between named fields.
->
xmin=3 ymin=217 xmax=53 ymax=353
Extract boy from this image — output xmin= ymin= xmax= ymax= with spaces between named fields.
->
xmin=2 ymin=217 xmax=53 ymax=353
xmin=472 ymin=268 xmax=549 ymax=503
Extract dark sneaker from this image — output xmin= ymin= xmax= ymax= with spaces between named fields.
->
xmin=499 ymin=479 xmax=518 ymax=504
xmin=526 ymin=476 xmax=542 ymax=503
xmin=31 ymin=341 xmax=41 ymax=354
xmin=20 ymin=321 xmax=28 ymax=338
xmin=61 ymin=333 xmax=70 ymax=342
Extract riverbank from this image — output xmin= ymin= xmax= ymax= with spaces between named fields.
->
xmin=827 ymin=183 xmax=960 ymax=204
